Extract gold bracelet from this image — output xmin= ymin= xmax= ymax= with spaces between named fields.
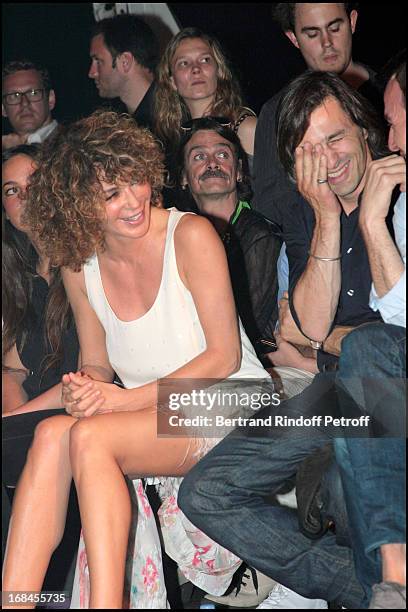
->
xmin=309 ymin=251 xmax=342 ymax=261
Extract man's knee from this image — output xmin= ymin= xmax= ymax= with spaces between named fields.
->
xmin=179 ymin=464 xmax=211 ymax=520
xmin=178 ymin=471 xmax=197 ymax=518
xmin=178 ymin=460 xmax=230 ymax=522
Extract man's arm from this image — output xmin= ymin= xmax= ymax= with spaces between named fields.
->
xmin=241 ymin=229 xmax=281 ymax=343
xmin=2 ymin=344 xmax=28 ymax=414
xmin=359 ymin=156 xmax=406 ymax=325
xmin=290 ymin=144 xmax=343 ymax=343
xmin=279 ymin=292 xmax=352 ymax=358
xmin=364 ymin=226 xmax=404 ymax=296
xmin=2 ymin=343 xmax=77 ymax=416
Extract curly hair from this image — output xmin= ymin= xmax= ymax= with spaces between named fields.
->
xmin=2 ymin=145 xmax=73 ymax=374
xmin=24 ymin=110 xmax=166 ymax=272
xmin=272 ymin=3 xmax=359 ymax=32
xmin=154 ymin=28 xmax=245 ymax=151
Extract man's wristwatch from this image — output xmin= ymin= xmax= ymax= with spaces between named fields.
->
xmin=309 ymin=339 xmax=323 ymax=350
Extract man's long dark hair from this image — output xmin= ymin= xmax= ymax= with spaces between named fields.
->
xmin=277 ymin=70 xmax=388 ymax=181
xmin=2 ymin=144 xmax=73 ymax=375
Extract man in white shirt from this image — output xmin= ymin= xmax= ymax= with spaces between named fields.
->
xmin=2 ymin=60 xmax=58 ymax=150
xmin=334 ymin=56 xmax=406 ymax=610
xmin=360 ymin=62 xmax=406 ymax=327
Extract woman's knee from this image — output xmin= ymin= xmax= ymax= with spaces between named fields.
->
xmin=69 ymin=418 xmax=97 ymax=464
xmin=69 ymin=417 xmax=117 ymax=472
xmin=30 ymin=415 xmax=75 ymax=460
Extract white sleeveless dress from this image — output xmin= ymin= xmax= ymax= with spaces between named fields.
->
xmin=71 ymin=209 xmax=267 ymax=609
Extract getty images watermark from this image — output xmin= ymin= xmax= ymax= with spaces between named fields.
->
xmin=166 ymin=386 xmax=280 ymax=429
xmin=157 ymin=378 xmax=373 ymax=437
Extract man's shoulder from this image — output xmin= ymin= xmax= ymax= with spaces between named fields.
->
xmin=235 ymin=206 xmax=281 ymax=241
xmin=355 ymin=63 xmax=384 ymax=114
xmin=132 ymin=81 xmax=156 ymax=130
xmin=258 ymin=88 xmax=286 ymax=120
xmin=27 ymin=119 xmax=58 ymax=145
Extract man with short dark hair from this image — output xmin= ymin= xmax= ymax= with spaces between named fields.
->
xmin=273 ymin=3 xmax=365 ymax=83
xmin=88 ymin=14 xmax=158 ymax=129
xmin=2 ymin=60 xmax=57 ymax=150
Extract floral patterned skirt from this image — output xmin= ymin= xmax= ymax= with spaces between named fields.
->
xmin=70 ymin=474 xmax=241 ymax=609
xmin=70 ymin=369 xmax=314 ymax=608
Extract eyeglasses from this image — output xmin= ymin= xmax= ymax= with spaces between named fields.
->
xmin=180 ymin=117 xmax=232 ymax=132
xmin=2 ymin=88 xmax=47 ymax=106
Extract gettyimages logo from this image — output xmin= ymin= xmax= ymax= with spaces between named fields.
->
xmin=157 ymin=377 xmax=282 ymax=437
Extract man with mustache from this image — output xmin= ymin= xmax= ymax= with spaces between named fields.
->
xmin=180 ymin=116 xmax=281 ymax=364
xmin=88 ymin=14 xmax=158 ymax=130
xmin=178 ymin=72 xmax=393 ymax=609
xmin=2 ymin=60 xmax=58 ymax=151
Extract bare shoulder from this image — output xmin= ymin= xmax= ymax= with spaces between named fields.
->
xmin=174 ymin=213 xmax=220 ymax=251
xmin=237 ymin=115 xmax=257 ymax=156
xmin=238 ymin=114 xmax=257 ymax=136
xmin=61 ymin=265 xmax=87 ymax=296
xmin=174 ymin=213 xmax=227 ymax=284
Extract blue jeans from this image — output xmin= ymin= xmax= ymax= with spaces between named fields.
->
xmin=334 ymin=323 xmax=406 ymax=601
xmin=179 ymin=372 xmax=365 ymax=608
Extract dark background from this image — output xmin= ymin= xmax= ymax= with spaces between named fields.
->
xmin=2 ymin=3 xmax=406 ymax=131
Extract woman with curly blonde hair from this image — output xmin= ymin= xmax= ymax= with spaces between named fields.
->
xmin=155 ymin=27 xmax=257 ymax=168
xmin=2 ymin=110 xmax=267 ymax=608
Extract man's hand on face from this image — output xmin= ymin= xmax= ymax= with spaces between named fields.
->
xmin=359 ymin=155 xmax=406 ymax=224
xmin=295 ymin=142 xmax=342 ymax=218
xmin=2 ymin=132 xmax=28 ymax=151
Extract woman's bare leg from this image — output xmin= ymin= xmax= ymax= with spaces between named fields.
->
xmin=2 ymin=415 xmax=77 ymax=608
xmin=69 ymin=408 xmax=198 ymax=609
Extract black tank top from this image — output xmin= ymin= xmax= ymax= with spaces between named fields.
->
xmin=16 ymin=274 xmax=79 ymax=401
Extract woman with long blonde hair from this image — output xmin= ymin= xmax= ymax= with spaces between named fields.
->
xmin=155 ymin=27 xmax=256 ymax=172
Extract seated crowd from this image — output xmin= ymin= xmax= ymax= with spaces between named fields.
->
xmin=2 ymin=4 xmax=406 ymax=610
